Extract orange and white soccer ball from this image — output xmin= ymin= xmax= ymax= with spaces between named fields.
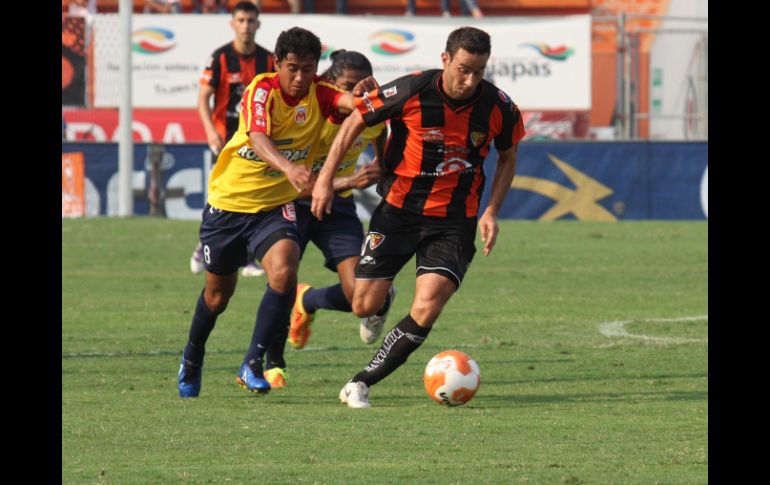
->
xmin=423 ymin=350 xmax=480 ymax=406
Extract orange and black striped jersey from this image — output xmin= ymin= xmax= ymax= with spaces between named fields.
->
xmin=199 ymin=42 xmax=274 ymax=142
xmin=208 ymin=72 xmax=345 ymax=213
xmin=356 ymin=69 xmax=525 ymax=218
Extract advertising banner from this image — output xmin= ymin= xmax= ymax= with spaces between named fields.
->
xmin=62 ymin=152 xmax=86 ymax=218
xmin=62 ymin=108 xmax=588 ymax=142
xmin=62 ymin=108 xmax=206 ymax=142
xmin=62 ymin=15 xmax=87 ymax=106
xmin=62 ymin=141 xmax=707 ymax=221
xmin=92 ymin=14 xmax=590 ymax=110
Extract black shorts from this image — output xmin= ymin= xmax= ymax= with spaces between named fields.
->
xmin=199 ymin=202 xmax=300 ymax=275
xmin=355 ymin=201 xmax=477 ymax=288
xmin=295 ymin=196 xmax=364 ymax=272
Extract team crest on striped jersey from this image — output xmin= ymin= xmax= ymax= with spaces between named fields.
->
xmin=367 ymin=232 xmax=385 ymax=250
xmin=470 ymin=131 xmax=487 ymax=148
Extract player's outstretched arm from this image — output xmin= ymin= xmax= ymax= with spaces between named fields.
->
xmin=479 ymin=144 xmax=519 ymax=256
xmin=312 ymin=110 xmax=368 ymax=220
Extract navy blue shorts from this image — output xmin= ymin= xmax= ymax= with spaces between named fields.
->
xmin=354 ymin=201 xmax=477 ymax=288
xmin=295 ymin=196 xmax=364 ymax=272
xmin=199 ymin=202 xmax=301 ymax=275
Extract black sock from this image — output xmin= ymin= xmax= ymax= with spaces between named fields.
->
xmin=303 ymin=284 xmax=352 ymax=313
xmin=351 ymin=314 xmax=431 ymax=387
xmin=183 ymin=290 xmax=221 ymax=365
xmin=265 ymin=321 xmax=289 ymax=370
xmin=244 ymin=284 xmax=296 ymax=368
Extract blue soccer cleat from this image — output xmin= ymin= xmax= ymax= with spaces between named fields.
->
xmin=236 ymin=362 xmax=271 ymax=395
xmin=178 ymin=357 xmax=203 ymax=398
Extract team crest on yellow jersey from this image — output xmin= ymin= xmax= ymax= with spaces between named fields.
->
xmin=295 ymin=106 xmax=308 ymax=125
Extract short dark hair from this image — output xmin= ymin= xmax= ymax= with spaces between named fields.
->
xmin=321 ymin=50 xmax=373 ymax=80
xmin=274 ymin=27 xmax=322 ymax=63
xmin=232 ymin=1 xmax=259 ymax=16
xmin=445 ymin=27 xmax=491 ymax=57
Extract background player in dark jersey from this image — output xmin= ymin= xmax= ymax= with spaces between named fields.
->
xmin=313 ymin=27 xmax=526 ymax=408
xmin=190 ymin=1 xmax=274 ymax=278
xmin=285 ymin=50 xmax=392 ymax=353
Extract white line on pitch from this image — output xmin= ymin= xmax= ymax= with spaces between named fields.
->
xmin=598 ymin=315 xmax=708 ymax=344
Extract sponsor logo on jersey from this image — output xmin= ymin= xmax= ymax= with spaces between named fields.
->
xmin=255 ymin=88 xmax=268 ymax=103
xmin=282 ymin=202 xmax=297 ymax=221
xmin=423 ymin=130 xmax=444 ymax=143
xmin=295 ymin=106 xmax=308 ymax=125
xmin=433 ymin=158 xmax=474 ymax=176
xmin=227 ymin=73 xmax=242 ymax=84
xmin=383 ymin=86 xmax=398 ymax=98
xmin=237 ymin=144 xmax=312 ymax=164
xmin=362 ymin=92 xmax=375 ymax=113
xmin=470 ymin=131 xmax=487 ymax=148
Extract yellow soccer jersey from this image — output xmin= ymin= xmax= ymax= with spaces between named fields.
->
xmin=208 ymin=72 xmax=344 ymax=213
xmin=311 ymin=121 xmax=386 ymax=198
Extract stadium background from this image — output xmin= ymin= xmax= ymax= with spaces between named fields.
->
xmin=61 ymin=0 xmax=708 ymax=219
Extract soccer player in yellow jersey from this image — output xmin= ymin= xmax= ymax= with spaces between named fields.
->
xmin=285 ymin=50 xmax=395 ymax=354
xmin=178 ymin=27 xmax=367 ymax=398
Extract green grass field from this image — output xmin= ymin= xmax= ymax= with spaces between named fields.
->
xmin=62 ymin=218 xmax=707 ymax=484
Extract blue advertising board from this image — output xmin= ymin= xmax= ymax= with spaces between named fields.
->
xmin=62 ymin=141 xmax=708 ymax=221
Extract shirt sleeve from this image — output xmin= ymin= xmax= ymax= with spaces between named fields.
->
xmin=241 ymin=78 xmax=273 ymax=135
xmin=493 ymin=93 xmax=526 ymax=152
xmin=316 ymin=80 xmax=345 ymax=124
xmin=355 ymin=74 xmax=416 ymax=127
xmin=199 ymin=51 xmax=220 ymax=89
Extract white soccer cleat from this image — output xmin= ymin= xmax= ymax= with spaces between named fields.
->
xmin=339 ymin=381 xmax=371 ymax=409
xmin=190 ymin=250 xmax=204 ymax=275
xmin=359 ymin=285 xmax=397 ymax=345
xmin=240 ymin=262 xmax=266 ymax=277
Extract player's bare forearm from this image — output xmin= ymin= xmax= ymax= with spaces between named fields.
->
xmin=373 ymin=129 xmax=387 ymax=168
xmin=318 ymin=111 xmax=367 ymax=185
xmin=248 ymin=132 xmax=311 ymax=191
xmin=483 ymin=145 xmax=518 ymax=219
xmin=197 ymin=86 xmax=222 ymax=153
xmin=479 ymin=145 xmax=518 ymax=256
xmin=333 ymin=163 xmax=380 ymax=192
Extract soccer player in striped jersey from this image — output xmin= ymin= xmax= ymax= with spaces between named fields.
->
xmin=285 ymin=50 xmax=391 ymax=353
xmin=313 ymin=27 xmax=526 ymax=408
xmin=178 ymin=27 xmax=368 ymax=398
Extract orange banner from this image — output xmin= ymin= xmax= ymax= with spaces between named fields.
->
xmin=62 ymin=152 xmax=85 ymax=218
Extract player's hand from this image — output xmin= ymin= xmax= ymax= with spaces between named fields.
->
xmin=352 ymin=76 xmax=379 ymax=96
xmin=311 ymin=179 xmax=335 ymax=221
xmin=478 ymin=211 xmax=499 ymax=256
xmin=206 ymin=132 xmax=223 ymax=157
xmin=349 ymin=163 xmax=381 ymax=190
xmin=297 ymin=172 xmax=317 ymax=199
xmin=286 ymin=164 xmax=313 ymax=193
